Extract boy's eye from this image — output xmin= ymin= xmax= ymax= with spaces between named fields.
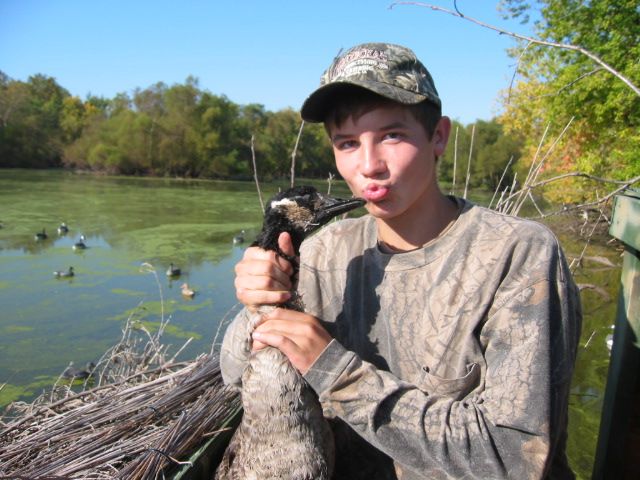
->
xmin=335 ymin=140 xmax=357 ymax=150
xmin=383 ymin=132 xmax=402 ymax=141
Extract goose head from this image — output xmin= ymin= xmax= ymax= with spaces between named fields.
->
xmin=253 ymin=186 xmax=365 ymax=256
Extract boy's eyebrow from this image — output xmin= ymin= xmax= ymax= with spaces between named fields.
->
xmin=330 ymin=133 xmax=350 ymax=143
xmin=330 ymin=121 xmax=410 ymax=143
xmin=380 ymin=121 xmax=409 ymax=131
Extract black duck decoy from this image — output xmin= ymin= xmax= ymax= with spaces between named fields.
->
xmin=215 ymin=185 xmax=365 ymax=480
xmin=233 ymin=230 xmax=246 ymax=244
xmin=53 ymin=266 xmax=74 ymax=278
xmin=72 ymin=235 xmax=87 ymax=250
xmin=166 ymin=263 xmax=181 ymax=277
xmin=62 ymin=361 xmax=96 ymax=380
xmin=34 ymin=228 xmax=47 ymax=241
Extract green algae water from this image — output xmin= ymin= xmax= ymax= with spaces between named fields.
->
xmin=0 ymin=170 xmax=349 ymax=402
xmin=0 ymin=170 xmax=259 ymax=400
xmin=0 ymin=169 xmax=622 ymax=479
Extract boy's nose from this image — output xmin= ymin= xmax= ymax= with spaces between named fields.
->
xmin=361 ymin=144 xmax=387 ymax=177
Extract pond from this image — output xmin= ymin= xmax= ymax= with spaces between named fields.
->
xmin=0 ymin=170 xmax=341 ymax=400
xmin=0 ymin=169 xmax=622 ymax=479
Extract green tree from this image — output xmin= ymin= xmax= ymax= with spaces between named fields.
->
xmin=2 ymin=73 xmax=358 ymax=181
xmin=256 ymin=109 xmax=302 ymax=180
xmin=233 ymin=103 xmax=269 ymax=178
xmin=498 ymin=0 xmax=640 ymax=201
xmin=297 ymin=122 xmax=334 ymax=179
xmin=196 ymin=92 xmax=245 ymax=178
xmin=439 ymin=119 xmax=521 ymax=194
xmin=0 ymin=73 xmax=69 ymax=167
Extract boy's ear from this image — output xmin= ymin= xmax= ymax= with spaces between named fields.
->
xmin=432 ymin=116 xmax=451 ymax=156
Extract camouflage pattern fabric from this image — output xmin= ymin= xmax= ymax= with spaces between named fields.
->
xmin=220 ymin=198 xmax=582 ymax=479
xmin=301 ymin=42 xmax=441 ymax=123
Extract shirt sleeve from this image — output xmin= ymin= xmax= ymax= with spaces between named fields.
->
xmin=304 ymin=270 xmax=581 ymax=479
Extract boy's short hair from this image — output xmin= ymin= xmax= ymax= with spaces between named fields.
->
xmin=323 ymin=87 xmax=442 ymax=140
xmin=301 ymin=42 xmax=442 ymax=134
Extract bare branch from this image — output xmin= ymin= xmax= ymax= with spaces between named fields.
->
xmin=506 ymin=117 xmax=574 ymax=216
xmin=463 ymin=123 xmax=475 ymax=199
xmin=508 ymin=40 xmax=533 ymax=104
xmin=531 ymin=67 xmax=605 ymax=100
xmin=250 ymin=134 xmax=265 ymax=213
xmin=450 ymin=125 xmax=459 ymax=195
xmin=390 ymin=2 xmax=640 ymax=96
xmin=515 ymin=175 xmax=640 ymax=220
xmin=531 ymin=172 xmax=640 ymax=190
xmin=569 ymin=210 xmax=606 ymax=272
xmin=290 ymin=121 xmax=305 ymax=188
xmin=489 ymin=155 xmax=514 ymax=209
xmin=521 ymin=118 xmax=574 ymax=203
xmin=326 ymin=172 xmax=335 ymax=195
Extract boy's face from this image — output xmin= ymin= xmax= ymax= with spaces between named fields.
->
xmin=328 ymin=104 xmax=450 ymax=224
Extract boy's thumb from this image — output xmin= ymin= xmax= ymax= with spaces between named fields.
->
xmin=278 ymin=232 xmax=296 ymax=259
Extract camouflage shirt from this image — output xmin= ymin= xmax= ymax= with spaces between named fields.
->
xmin=220 ymin=198 xmax=582 ymax=479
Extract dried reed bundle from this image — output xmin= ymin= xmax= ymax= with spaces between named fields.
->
xmin=1 ymin=356 xmax=239 ymax=478
xmin=0 ymin=264 xmax=241 ymax=479
xmin=0 ymin=324 xmax=239 ymax=478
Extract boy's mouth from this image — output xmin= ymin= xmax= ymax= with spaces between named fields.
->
xmin=362 ymin=184 xmax=390 ymax=202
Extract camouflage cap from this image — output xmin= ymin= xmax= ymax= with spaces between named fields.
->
xmin=300 ymin=42 xmax=441 ymax=123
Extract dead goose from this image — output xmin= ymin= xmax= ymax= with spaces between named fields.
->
xmin=215 ymin=186 xmax=365 ymax=480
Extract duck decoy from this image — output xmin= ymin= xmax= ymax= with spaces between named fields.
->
xmin=72 ymin=235 xmax=87 ymax=250
xmin=233 ymin=229 xmax=246 ymax=244
xmin=57 ymin=222 xmax=69 ymax=235
xmin=215 ymin=185 xmax=365 ymax=480
xmin=34 ymin=228 xmax=47 ymax=241
xmin=62 ymin=361 xmax=96 ymax=380
xmin=166 ymin=263 xmax=181 ymax=277
xmin=181 ymin=283 xmax=196 ymax=298
xmin=53 ymin=266 xmax=74 ymax=278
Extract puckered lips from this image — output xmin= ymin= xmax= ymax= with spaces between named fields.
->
xmin=362 ymin=183 xmax=390 ymax=202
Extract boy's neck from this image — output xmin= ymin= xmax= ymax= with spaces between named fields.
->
xmin=376 ymin=194 xmax=460 ymax=253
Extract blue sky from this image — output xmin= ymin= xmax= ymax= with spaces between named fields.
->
xmin=0 ymin=1 xmax=534 ymax=124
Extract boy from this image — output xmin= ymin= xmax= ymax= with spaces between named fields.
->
xmin=221 ymin=42 xmax=582 ymax=479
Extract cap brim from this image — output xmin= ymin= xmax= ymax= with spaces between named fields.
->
xmin=300 ymin=81 xmax=430 ymax=123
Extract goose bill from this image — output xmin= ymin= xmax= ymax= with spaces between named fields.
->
xmin=311 ymin=195 xmax=366 ymax=227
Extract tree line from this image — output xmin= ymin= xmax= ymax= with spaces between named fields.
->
xmin=0 ymin=71 xmax=521 ymax=190
xmin=2 ymin=0 xmax=638 ymax=205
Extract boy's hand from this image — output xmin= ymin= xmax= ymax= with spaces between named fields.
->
xmin=251 ymin=308 xmax=332 ymax=375
xmin=235 ymin=232 xmax=295 ymax=308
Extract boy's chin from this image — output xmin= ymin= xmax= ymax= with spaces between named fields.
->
xmin=365 ymin=202 xmax=397 ymax=219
